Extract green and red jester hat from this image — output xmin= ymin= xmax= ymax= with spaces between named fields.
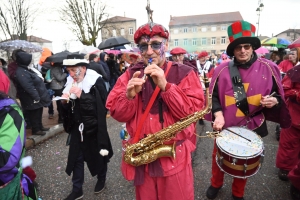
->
xmin=226 ymin=20 xmax=261 ymax=56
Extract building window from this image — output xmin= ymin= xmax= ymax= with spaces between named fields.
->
xmin=120 ymin=28 xmax=125 ymax=36
xmin=129 ymin=28 xmax=134 ymax=35
xmin=211 ymin=37 xmax=216 ymax=45
xmin=174 ymin=29 xmax=178 ymax=34
xmin=221 ymin=37 xmax=226 ymax=44
xmin=183 ymin=28 xmax=188 ymax=33
xmin=201 ymin=38 xmax=207 ymax=45
xmin=192 ymin=27 xmax=197 ymax=32
xmin=184 ymin=39 xmax=188 ymax=46
xmin=201 ymin=27 xmax=207 ymax=32
xmin=112 ymin=30 xmax=116 ymax=37
xmin=211 ymin=27 xmax=216 ymax=31
xmin=192 ymin=39 xmax=197 ymax=46
xmin=221 ymin=26 xmax=227 ymax=31
xmin=287 ymin=32 xmax=290 ymax=36
xmin=174 ymin=39 xmax=178 ymax=46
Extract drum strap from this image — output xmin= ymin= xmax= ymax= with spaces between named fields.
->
xmin=228 ymin=61 xmax=250 ymax=116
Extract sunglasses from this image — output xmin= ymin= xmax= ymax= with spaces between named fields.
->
xmin=234 ymin=44 xmax=252 ymax=51
xmin=138 ymin=42 xmax=162 ymax=52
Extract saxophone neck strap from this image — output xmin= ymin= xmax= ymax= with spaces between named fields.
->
xmin=133 ymin=61 xmax=172 ymax=144
xmin=228 ymin=61 xmax=250 ymax=116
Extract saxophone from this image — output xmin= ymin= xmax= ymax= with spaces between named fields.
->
xmin=124 ymin=74 xmax=212 ymax=166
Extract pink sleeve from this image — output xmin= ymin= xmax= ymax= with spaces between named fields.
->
xmin=161 ymin=70 xmax=205 ymax=120
xmin=106 ymin=71 xmax=137 ymax=122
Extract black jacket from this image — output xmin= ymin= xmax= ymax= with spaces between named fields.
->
xmin=89 ymin=61 xmax=108 ymax=81
xmin=62 ymin=76 xmax=113 ymax=176
xmin=14 ymin=52 xmax=51 ymax=110
xmin=106 ymin=59 xmax=120 ymax=79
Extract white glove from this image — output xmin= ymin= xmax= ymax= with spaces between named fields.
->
xmin=21 ymin=156 xmax=33 ymax=168
xmin=99 ymin=149 xmax=109 ymax=156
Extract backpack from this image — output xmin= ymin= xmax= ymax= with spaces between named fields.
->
xmin=45 ymin=69 xmax=53 ymax=83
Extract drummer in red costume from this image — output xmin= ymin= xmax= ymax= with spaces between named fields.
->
xmin=106 ymin=22 xmax=204 ymax=200
xmin=275 ymin=63 xmax=300 ymax=200
xmin=205 ymin=20 xmax=290 ymax=200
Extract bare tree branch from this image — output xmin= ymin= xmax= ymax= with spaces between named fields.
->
xmin=0 ymin=0 xmax=36 ymax=41
xmin=59 ymin=0 xmax=109 ymax=46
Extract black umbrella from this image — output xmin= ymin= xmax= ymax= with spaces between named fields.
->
xmin=45 ymin=50 xmax=72 ymax=63
xmin=98 ymin=36 xmax=130 ymax=50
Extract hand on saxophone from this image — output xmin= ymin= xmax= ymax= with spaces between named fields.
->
xmin=126 ymin=71 xmax=145 ymax=99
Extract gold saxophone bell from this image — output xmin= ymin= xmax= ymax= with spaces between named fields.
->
xmin=124 ymin=73 xmax=212 ymax=166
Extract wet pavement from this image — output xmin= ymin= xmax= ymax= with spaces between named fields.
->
xmin=26 ymin=114 xmax=292 ymax=200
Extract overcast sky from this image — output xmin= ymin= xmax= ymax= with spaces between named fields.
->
xmin=29 ymin=0 xmax=300 ymax=53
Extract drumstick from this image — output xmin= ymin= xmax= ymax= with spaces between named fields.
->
xmin=224 ymin=128 xmax=251 ymax=142
xmin=237 ymin=92 xmax=276 ymax=126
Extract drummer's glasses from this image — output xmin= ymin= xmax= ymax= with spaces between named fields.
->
xmin=234 ymin=44 xmax=252 ymax=51
xmin=138 ymin=42 xmax=162 ymax=53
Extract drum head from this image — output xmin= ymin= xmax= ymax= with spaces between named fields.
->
xmin=216 ymin=127 xmax=263 ymax=157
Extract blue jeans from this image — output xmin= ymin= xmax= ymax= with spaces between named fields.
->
xmin=47 ymin=89 xmax=55 ymax=115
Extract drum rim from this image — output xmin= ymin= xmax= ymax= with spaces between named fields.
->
xmin=217 ymin=145 xmax=264 ymax=159
xmin=215 ymin=155 xmax=262 ymax=179
xmin=216 ymin=126 xmax=264 ymax=158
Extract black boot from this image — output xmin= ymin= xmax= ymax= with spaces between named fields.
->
xmin=94 ymin=179 xmax=105 ymax=194
xmin=232 ymin=194 xmax=245 ymax=200
xmin=199 ymin=119 xmax=204 ymax=125
xmin=278 ymin=169 xmax=289 ymax=181
xmin=206 ymin=185 xmax=222 ymax=199
xmin=291 ymin=184 xmax=300 ymax=200
xmin=275 ymin=124 xmax=281 ymax=141
xmin=64 ymin=189 xmax=83 ymax=200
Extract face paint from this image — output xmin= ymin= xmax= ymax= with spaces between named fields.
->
xmin=158 ymin=39 xmax=166 ymax=60
xmin=140 ymin=35 xmax=150 ymax=43
xmin=75 ymin=67 xmax=81 ymax=78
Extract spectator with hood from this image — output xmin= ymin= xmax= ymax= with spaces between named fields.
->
xmin=14 ymin=51 xmax=51 ymax=135
xmin=88 ymin=54 xmax=108 ymax=81
xmin=99 ymin=52 xmax=110 ymax=92
xmin=106 ymin=53 xmax=121 ymax=89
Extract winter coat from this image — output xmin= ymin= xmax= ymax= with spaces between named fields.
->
xmin=283 ymin=64 xmax=300 ymax=128
xmin=14 ymin=52 xmax=51 ymax=110
xmin=62 ymin=75 xmax=113 ymax=176
xmin=89 ymin=61 xmax=108 ymax=81
xmin=99 ymin=53 xmax=110 ymax=81
xmin=49 ymin=66 xmax=67 ymax=90
xmin=106 ymin=59 xmax=120 ymax=79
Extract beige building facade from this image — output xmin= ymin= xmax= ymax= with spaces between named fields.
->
xmin=169 ymin=12 xmax=243 ymax=55
xmin=275 ymin=29 xmax=300 ymax=43
xmin=101 ymin=16 xmax=136 ymax=47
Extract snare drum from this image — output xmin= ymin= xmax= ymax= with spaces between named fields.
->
xmin=216 ymin=127 xmax=264 ymax=179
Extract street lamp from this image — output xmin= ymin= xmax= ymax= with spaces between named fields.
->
xmin=256 ymin=2 xmax=264 ymax=36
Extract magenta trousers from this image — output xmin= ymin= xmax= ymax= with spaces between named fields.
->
xmin=135 ymin=163 xmax=194 ymax=200
xmin=276 ymin=126 xmax=300 ymax=171
xmin=288 ymin=160 xmax=300 ymax=190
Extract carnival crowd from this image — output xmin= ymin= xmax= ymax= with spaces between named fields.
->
xmin=0 ymin=19 xmax=300 ymax=200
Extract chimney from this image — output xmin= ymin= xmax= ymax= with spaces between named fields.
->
xmin=170 ymin=15 xmax=172 ymax=20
